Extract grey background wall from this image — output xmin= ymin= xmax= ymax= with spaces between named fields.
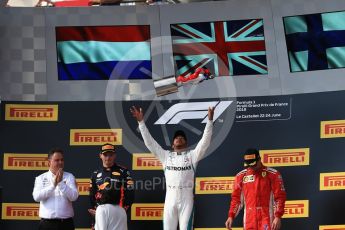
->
xmin=1 ymin=0 xmax=345 ymax=102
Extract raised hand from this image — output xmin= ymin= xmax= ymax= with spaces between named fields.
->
xmin=208 ymin=107 xmax=215 ymax=121
xmin=130 ymin=106 xmax=144 ymax=122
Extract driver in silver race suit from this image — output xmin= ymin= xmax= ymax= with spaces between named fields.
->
xmin=130 ymin=106 xmax=214 ymax=230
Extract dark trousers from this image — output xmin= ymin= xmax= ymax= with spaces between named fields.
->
xmin=38 ymin=218 xmax=74 ymax=230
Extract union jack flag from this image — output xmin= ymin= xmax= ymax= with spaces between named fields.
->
xmin=171 ymin=19 xmax=267 ymax=77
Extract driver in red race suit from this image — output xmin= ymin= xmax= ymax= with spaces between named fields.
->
xmin=225 ymin=148 xmax=286 ymax=230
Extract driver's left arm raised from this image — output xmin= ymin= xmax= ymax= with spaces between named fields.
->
xmin=192 ymin=107 xmax=214 ymax=162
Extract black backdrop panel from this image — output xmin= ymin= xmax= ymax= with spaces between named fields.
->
xmin=1 ymin=90 xmax=345 ymax=229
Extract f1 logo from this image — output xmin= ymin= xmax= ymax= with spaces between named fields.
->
xmin=154 ymin=101 xmax=233 ymax=125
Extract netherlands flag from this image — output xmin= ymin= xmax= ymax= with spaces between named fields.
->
xmin=56 ymin=26 xmax=152 ymax=80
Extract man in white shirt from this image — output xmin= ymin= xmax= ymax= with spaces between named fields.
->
xmin=33 ymin=148 xmax=79 ymax=230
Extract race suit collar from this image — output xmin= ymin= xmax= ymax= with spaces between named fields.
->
xmin=248 ymin=164 xmax=266 ymax=174
xmin=174 ymin=150 xmax=188 ymax=155
xmin=102 ymin=163 xmax=118 ymax=171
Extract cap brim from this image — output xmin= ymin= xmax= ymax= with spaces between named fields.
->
xmin=244 ymin=160 xmax=257 ymax=168
xmin=101 ymin=150 xmax=115 ymax=154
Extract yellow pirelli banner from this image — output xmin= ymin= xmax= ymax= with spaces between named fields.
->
xmin=70 ymin=129 xmax=122 ymax=146
xmin=132 ymin=153 xmax=162 ymax=170
xmin=321 ymin=120 xmax=345 ymax=138
xmin=2 ymin=203 xmax=39 ymax=220
xmin=3 ymin=153 xmax=48 ymax=170
xmin=195 ymin=177 xmax=235 ymax=194
xmin=283 ymin=200 xmax=309 ymax=218
xmin=194 ymin=228 xmax=243 ymax=230
xmin=131 ymin=203 xmax=164 ymax=220
xmin=260 ymin=148 xmax=309 ymax=167
xmin=5 ymin=104 xmax=58 ymax=121
xmin=319 ymin=225 xmax=345 ymax=230
xmin=76 ymin=178 xmax=91 ymax=196
xmin=320 ymin=172 xmax=345 ymax=190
